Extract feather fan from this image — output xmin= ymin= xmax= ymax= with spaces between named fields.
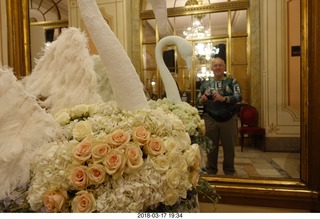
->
xmin=21 ymin=27 xmax=102 ymax=115
xmin=0 ymin=67 xmax=66 ymax=199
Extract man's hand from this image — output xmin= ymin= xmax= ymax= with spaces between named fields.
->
xmin=200 ymin=94 xmax=209 ymax=103
xmin=212 ymin=93 xmax=226 ymax=102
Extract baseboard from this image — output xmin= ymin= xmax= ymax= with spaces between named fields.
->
xmin=264 ymin=137 xmax=300 ymax=152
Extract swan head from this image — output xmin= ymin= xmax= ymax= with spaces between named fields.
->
xmin=175 ymin=37 xmax=193 ymax=71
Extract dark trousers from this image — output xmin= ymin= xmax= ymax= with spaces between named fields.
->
xmin=204 ymin=114 xmax=237 ymax=175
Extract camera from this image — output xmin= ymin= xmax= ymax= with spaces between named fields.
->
xmin=206 ymin=94 xmax=213 ymax=100
xmin=206 ymin=88 xmax=216 ymax=100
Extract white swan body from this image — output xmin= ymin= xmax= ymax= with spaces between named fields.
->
xmin=155 ymin=36 xmax=193 ymax=104
xmin=148 ymin=0 xmax=171 ymax=38
xmin=77 ymin=0 xmax=148 ymax=112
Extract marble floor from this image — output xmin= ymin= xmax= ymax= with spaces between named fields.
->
xmin=209 ymin=145 xmax=300 ymax=179
xmin=199 ymin=145 xmax=303 ymax=212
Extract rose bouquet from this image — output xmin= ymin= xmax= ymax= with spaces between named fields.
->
xmin=1 ymin=99 xmax=219 ymax=213
xmin=23 ymin=100 xmax=205 ymax=213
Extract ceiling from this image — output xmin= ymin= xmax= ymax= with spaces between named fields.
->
xmin=142 ymin=0 xmax=247 ymax=41
xmin=29 ymin=0 xmax=246 ymax=40
xmin=29 ymin=0 xmax=69 ymax=22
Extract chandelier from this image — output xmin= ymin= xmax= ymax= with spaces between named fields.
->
xmin=194 ymin=42 xmax=219 ymax=62
xmin=183 ymin=0 xmax=210 ymax=39
xmin=183 ymin=17 xmax=211 ymax=39
xmin=196 ymin=66 xmax=214 ymax=80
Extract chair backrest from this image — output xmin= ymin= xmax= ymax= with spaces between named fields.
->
xmin=239 ymin=105 xmax=259 ymax=127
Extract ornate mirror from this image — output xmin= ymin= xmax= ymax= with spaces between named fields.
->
xmin=134 ymin=0 xmax=320 ymax=210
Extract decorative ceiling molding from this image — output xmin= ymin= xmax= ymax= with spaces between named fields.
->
xmin=141 ymin=1 xmax=250 ymax=19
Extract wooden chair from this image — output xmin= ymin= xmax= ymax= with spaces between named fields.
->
xmin=238 ymin=105 xmax=265 ymax=152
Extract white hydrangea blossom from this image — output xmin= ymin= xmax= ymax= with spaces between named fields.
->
xmin=149 ymin=98 xmax=204 ymax=136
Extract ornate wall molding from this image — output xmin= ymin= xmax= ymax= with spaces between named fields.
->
xmin=140 ymin=1 xmax=250 ymax=19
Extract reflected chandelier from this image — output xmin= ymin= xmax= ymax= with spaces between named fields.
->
xmin=183 ymin=17 xmax=211 ymax=39
xmin=183 ymin=0 xmax=211 ymax=39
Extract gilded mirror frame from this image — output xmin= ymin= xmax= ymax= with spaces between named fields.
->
xmin=6 ymin=0 xmax=320 ymax=211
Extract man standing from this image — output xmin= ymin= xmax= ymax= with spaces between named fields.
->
xmin=198 ymin=57 xmax=242 ymax=175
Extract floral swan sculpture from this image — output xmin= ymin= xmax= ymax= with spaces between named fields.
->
xmin=24 ymin=0 xmax=207 ymax=213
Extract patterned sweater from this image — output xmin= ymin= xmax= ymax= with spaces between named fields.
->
xmin=197 ymin=76 xmax=242 ymax=122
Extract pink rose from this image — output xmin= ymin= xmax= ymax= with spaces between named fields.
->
xmin=73 ymin=138 xmax=92 ymax=164
xmin=125 ymin=144 xmax=144 ymax=172
xmin=107 ymin=130 xmax=130 ymax=148
xmin=43 ymin=189 xmax=68 ymax=213
xmin=69 ymin=165 xmax=88 ymax=190
xmin=103 ymin=149 xmax=126 ymax=176
xmin=143 ymin=138 xmax=165 ymax=156
xmin=132 ymin=126 xmax=150 ymax=145
xmin=71 ymin=190 xmax=96 ymax=213
xmin=91 ymin=143 xmax=111 ymax=162
xmin=87 ymin=163 xmax=106 ymax=185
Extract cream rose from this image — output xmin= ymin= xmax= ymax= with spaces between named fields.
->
xmin=172 ymin=119 xmax=185 ymax=131
xmin=148 ymin=155 xmax=170 ymax=172
xmin=71 ymin=190 xmax=96 ymax=213
xmin=91 ymin=143 xmax=111 ymax=163
xmin=175 ymin=158 xmax=188 ymax=173
xmin=132 ymin=126 xmax=150 ymax=145
xmin=69 ymin=166 xmax=88 ymax=190
xmin=107 ymin=130 xmax=130 ymax=148
xmin=87 ymin=163 xmax=106 ymax=185
xmin=70 ymin=104 xmax=89 ymax=118
xmin=166 ymin=168 xmax=181 ymax=189
xmin=163 ymin=188 xmax=180 ymax=206
xmin=164 ymin=137 xmax=181 ymax=153
xmin=143 ymin=138 xmax=165 ymax=156
xmin=54 ymin=111 xmax=71 ymax=125
xmin=73 ymin=138 xmax=92 ymax=164
xmin=72 ymin=120 xmax=93 ymax=141
xmin=103 ymin=149 xmax=126 ymax=176
xmin=43 ymin=189 xmax=68 ymax=213
xmin=125 ymin=144 xmax=144 ymax=172
xmin=184 ymin=144 xmax=201 ymax=169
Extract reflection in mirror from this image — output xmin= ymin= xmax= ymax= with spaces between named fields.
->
xmin=28 ymin=0 xmax=68 ymax=70
xmin=231 ymin=9 xmax=247 ymax=34
xmin=209 ymin=11 xmax=228 ymax=36
xmin=140 ymin=0 xmax=300 ymax=180
xmin=29 ymin=20 xmax=68 ymax=69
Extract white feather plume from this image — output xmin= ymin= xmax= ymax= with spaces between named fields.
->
xmin=0 ymin=67 xmax=65 ymax=199
xmin=21 ymin=27 xmax=102 ymax=115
